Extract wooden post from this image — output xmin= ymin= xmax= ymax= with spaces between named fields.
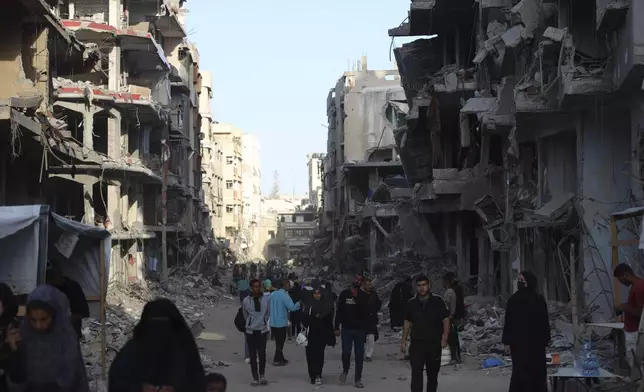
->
xmin=99 ymin=239 xmax=107 ymax=380
xmin=611 ymin=217 xmax=621 ymax=306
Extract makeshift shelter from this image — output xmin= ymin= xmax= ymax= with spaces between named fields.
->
xmin=0 ymin=205 xmax=111 ymax=377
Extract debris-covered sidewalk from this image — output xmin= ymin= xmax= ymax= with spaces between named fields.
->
xmin=82 ymin=267 xmax=232 ymax=390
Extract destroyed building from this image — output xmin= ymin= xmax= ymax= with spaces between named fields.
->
xmin=0 ymin=0 xmax=219 ymax=283
xmin=324 ymin=54 xmax=500 ymax=288
xmin=375 ymin=0 xmax=644 ymax=317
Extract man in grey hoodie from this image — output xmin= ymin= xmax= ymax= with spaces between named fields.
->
xmin=242 ymin=278 xmax=271 ymax=386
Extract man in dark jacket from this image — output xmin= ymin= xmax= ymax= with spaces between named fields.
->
xmin=363 ymin=278 xmax=381 ymax=362
xmin=335 ymin=276 xmax=369 ymax=388
xmin=389 ymin=277 xmax=413 ymax=330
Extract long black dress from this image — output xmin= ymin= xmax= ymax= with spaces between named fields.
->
xmin=502 ymin=272 xmax=550 ymax=392
xmin=302 ymin=295 xmax=335 ymax=382
xmin=389 ymin=282 xmax=412 ymax=329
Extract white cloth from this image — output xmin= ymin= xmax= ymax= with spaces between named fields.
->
xmin=366 ymin=334 xmax=376 ymax=358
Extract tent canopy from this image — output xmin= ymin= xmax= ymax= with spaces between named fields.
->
xmin=0 ymin=205 xmax=111 ymax=297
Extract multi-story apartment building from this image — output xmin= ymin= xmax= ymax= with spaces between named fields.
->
xmin=200 ymin=72 xmax=224 ymax=237
xmin=213 ymin=123 xmax=243 ymax=242
xmin=307 ymin=153 xmax=325 ymax=211
xmin=274 ymin=210 xmax=317 ymax=261
xmin=242 ymin=134 xmax=262 ymax=257
xmin=0 ymin=0 xmax=213 ymax=283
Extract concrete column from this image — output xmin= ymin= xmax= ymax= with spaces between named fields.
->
xmin=82 ymin=109 xmax=95 ymax=225
xmin=107 ymin=109 xmax=122 ymax=159
xmin=370 ymin=221 xmax=377 ymax=275
xmin=107 ymin=182 xmax=120 ymax=229
xmin=68 ymin=1 xmax=75 ymax=18
xmin=455 ymin=213 xmax=465 ymax=279
xmin=477 ymin=228 xmax=490 ymax=296
xmin=108 ymin=0 xmax=120 ymax=29
xmin=0 ymin=150 xmax=6 ymax=205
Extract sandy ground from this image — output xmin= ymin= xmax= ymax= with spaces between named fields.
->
xmin=197 ymin=296 xmax=511 ymax=391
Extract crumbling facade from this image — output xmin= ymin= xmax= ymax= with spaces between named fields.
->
xmin=0 ymin=0 xmax=217 ymax=283
xmin=382 ymin=0 xmax=644 ymax=317
xmin=307 ymin=153 xmax=325 ymax=211
xmin=242 ymin=134 xmax=262 ymax=258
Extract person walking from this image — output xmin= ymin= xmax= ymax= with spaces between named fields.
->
xmin=503 ymin=271 xmax=550 ymax=392
xmin=289 ymin=281 xmax=303 ymax=338
xmin=242 ymin=279 xmax=271 ymax=386
xmin=302 ymin=286 xmax=335 ymax=385
xmin=401 ymin=275 xmax=450 ymax=392
xmin=614 ymin=263 xmax=644 ymax=372
xmin=363 ymin=278 xmax=381 ymax=362
xmin=389 ymin=277 xmax=413 ymax=331
xmin=269 ymin=279 xmax=300 ymax=365
xmin=109 ymin=298 xmax=206 ymax=392
xmin=10 ymin=285 xmax=90 ymax=392
xmin=442 ymin=272 xmax=465 ymax=364
xmin=335 ymin=276 xmax=369 ymax=388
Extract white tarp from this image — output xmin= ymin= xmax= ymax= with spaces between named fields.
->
xmin=0 ymin=205 xmax=111 ymax=297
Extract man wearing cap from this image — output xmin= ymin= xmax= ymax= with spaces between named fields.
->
xmin=335 ymin=276 xmax=370 ymax=388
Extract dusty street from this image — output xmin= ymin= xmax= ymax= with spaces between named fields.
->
xmin=197 ymin=297 xmax=511 ymax=391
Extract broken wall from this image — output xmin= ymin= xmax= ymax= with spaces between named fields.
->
xmin=74 ymin=0 xmax=110 ymax=22
xmin=0 ymin=6 xmax=46 ymax=105
xmin=343 ymin=75 xmax=405 ymax=162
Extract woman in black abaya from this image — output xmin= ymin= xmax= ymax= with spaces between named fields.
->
xmin=502 ymin=271 xmax=550 ymax=392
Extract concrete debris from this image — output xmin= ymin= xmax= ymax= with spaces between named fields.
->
xmin=501 ymin=25 xmax=526 ymax=48
xmin=486 ymin=21 xmax=507 ymax=40
xmin=543 ymin=27 xmax=566 ymax=42
xmin=82 ymin=267 xmax=228 ymax=385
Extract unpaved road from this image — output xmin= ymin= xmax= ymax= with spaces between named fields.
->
xmin=197 ymin=297 xmax=511 ymax=391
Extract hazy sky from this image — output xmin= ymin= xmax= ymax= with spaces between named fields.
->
xmin=189 ymin=0 xmax=413 ymax=195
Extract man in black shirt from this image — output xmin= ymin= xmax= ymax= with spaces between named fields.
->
xmin=334 ymin=276 xmax=369 ymax=388
xmin=401 ymin=275 xmax=450 ymax=392
xmin=47 ymin=262 xmax=90 ymax=339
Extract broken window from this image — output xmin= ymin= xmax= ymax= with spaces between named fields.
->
xmin=226 ymin=156 xmax=233 ymax=165
xmin=226 ymin=180 xmax=233 ymax=189
xmin=226 ymin=205 xmax=233 ymax=213
xmin=268 ymin=230 xmax=275 ymax=239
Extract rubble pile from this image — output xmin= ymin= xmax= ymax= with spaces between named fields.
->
xmin=82 ymin=267 xmax=230 ymax=386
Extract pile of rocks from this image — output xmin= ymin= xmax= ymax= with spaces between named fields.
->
xmin=82 ymin=268 xmax=230 ymax=387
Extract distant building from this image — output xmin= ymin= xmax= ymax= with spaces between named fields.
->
xmin=275 ymin=210 xmax=317 ymax=260
xmin=242 ymin=134 xmax=262 ymax=257
xmin=213 ymin=123 xmax=243 ymax=242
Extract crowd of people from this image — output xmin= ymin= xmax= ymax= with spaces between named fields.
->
xmin=7 ymin=258 xmax=642 ymax=392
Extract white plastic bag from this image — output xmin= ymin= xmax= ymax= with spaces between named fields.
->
xmin=440 ymin=347 xmax=451 ymax=366
xmin=296 ymin=309 xmax=311 ymax=347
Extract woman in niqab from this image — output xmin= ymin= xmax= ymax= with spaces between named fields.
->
xmin=9 ymin=284 xmax=89 ymax=392
xmin=301 ymin=286 xmax=335 ymax=385
xmin=502 ymin=271 xmax=550 ymax=392
xmin=108 ymin=298 xmax=206 ymax=392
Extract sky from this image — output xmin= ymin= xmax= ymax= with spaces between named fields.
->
xmin=189 ymin=0 xmax=414 ymax=195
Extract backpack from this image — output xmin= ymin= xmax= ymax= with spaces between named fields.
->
xmin=234 ymin=307 xmax=246 ymax=332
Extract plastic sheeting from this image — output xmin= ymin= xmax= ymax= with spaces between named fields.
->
xmin=0 ymin=205 xmax=111 ymax=297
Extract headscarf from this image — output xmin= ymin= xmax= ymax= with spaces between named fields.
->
xmin=0 ymin=283 xmax=17 ymax=327
xmin=263 ymin=279 xmax=272 ymax=291
xmin=109 ymin=298 xmax=205 ymax=392
xmin=520 ymin=270 xmax=538 ymax=292
xmin=20 ymin=285 xmax=89 ymax=391
xmin=502 ymin=271 xmax=550 ymax=347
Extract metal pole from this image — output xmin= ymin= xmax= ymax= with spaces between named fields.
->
xmin=570 ymin=242 xmax=578 ymax=353
xmin=161 ymin=140 xmax=169 ymax=280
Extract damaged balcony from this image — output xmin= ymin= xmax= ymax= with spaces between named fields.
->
xmin=388 ymin=0 xmax=477 ymax=38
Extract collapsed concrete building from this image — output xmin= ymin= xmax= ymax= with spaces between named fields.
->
xmin=367 ymin=0 xmax=644 ymax=318
xmin=0 ymin=0 xmax=218 ymax=283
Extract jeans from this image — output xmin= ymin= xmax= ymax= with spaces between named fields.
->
xmin=271 ymin=327 xmax=288 ymax=362
xmin=366 ymin=334 xmax=375 ymax=358
xmin=341 ymin=328 xmax=366 ymax=381
xmin=409 ymin=339 xmax=441 ymax=392
xmin=306 ymin=340 xmax=326 ymax=380
xmin=448 ymin=323 xmax=461 ymax=362
xmin=246 ymin=331 xmax=268 ymax=379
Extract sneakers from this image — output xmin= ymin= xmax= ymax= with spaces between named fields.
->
xmin=315 ymin=377 xmax=323 ymax=386
xmin=245 ymin=358 xmax=251 ymax=364
xmin=365 ymin=357 xmax=372 ymax=362
xmin=355 ymin=380 xmax=364 ymax=388
xmin=273 ymin=359 xmax=288 ymax=366
xmin=259 ymin=375 xmax=268 ymax=385
xmin=339 ymin=372 xmax=348 ymax=383
xmin=251 ymin=379 xmax=259 ymax=387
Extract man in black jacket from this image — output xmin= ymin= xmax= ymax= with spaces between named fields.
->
xmin=363 ymin=278 xmax=381 ymax=362
xmin=401 ymin=275 xmax=450 ymax=392
xmin=335 ymin=276 xmax=369 ymax=388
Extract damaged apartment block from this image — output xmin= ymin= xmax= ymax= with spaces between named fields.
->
xmin=383 ymin=0 xmax=644 ymax=319
xmin=0 ymin=0 xmax=215 ymax=284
